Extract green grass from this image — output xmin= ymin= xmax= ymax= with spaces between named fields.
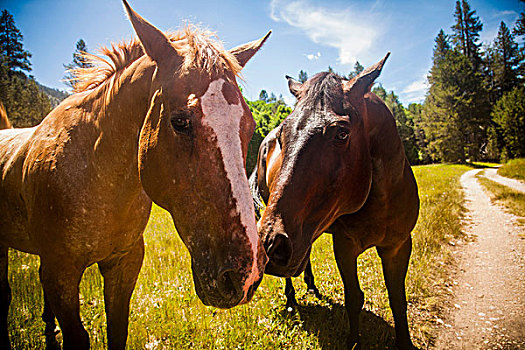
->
xmin=469 ymin=161 xmax=500 ymax=168
xmin=477 ymin=172 xmax=525 ymax=228
xmin=498 ymin=158 xmax=525 ymax=181
xmin=7 ymin=164 xmax=471 ymax=349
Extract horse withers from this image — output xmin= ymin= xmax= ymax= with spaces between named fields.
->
xmin=0 ymin=1 xmax=269 ymax=349
xmin=250 ymin=54 xmax=420 ymax=349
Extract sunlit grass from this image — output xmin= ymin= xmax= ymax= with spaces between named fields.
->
xmin=7 ymin=164 xmax=471 ymax=349
xmin=498 ymin=158 xmax=525 ymax=181
xmin=470 ymin=161 xmax=500 ymax=168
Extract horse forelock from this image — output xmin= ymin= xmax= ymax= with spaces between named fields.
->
xmin=301 ymin=72 xmax=345 ymax=116
xmin=68 ymin=24 xmax=242 ymax=95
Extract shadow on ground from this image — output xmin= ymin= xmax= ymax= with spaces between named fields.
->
xmin=278 ymin=293 xmax=401 ymax=350
xmin=466 ymin=162 xmax=498 ymax=169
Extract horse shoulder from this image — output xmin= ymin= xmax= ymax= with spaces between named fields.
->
xmin=333 ymin=95 xmax=418 ymax=249
xmin=0 ymin=127 xmax=39 ymax=253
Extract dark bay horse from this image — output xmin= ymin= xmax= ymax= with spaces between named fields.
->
xmin=250 ymin=54 xmax=420 ymax=349
xmin=0 ymin=1 xmax=269 ymax=348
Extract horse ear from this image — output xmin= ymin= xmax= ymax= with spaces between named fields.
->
xmin=229 ymin=31 xmax=271 ymax=68
xmin=122 ymin=0 xmax=176 ymax=63
xmin=286 ymin=75 xmax=302 ymax=98
xmin=344 ymin=52 xmax=390 ymax=97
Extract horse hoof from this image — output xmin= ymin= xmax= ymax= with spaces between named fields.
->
xmin=308 ymin=288 xmax=322 ymax=299
xmin=285 ymin=298 xmax=298 ymax=311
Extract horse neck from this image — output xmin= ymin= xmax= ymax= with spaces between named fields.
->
xmin=364 ymin=93 xmax=407 ymax=179
xmin=69 ymin=57 xmax=156 ymax=187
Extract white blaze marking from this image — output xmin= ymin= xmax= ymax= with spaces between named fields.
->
xmin=200 ymin=78 xmax=260 ymax=299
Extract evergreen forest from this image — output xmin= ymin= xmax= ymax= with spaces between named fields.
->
xmin=1 ymin=0 xmax=524 ymax=166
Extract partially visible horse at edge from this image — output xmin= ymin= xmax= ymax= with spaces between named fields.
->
xmin=0 ymin=1 xmax=269 ymax=349
xmin=250 ymin=54 xmax=420 ymax=349
xmin=0 ymin=103 xmax=11 ymax=130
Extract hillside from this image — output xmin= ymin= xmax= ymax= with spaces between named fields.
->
xmin=36 ymin=82 xmax=69 ymax=108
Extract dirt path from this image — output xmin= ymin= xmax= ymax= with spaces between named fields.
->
xmin=434 ymin=169 xmax=525 ymax=350
xmin=484 ymin=168 xmax=525 ymax=193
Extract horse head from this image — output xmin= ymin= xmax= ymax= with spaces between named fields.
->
xmin=258 ymin=54 xmax=390 ymax=277
xmin=123 ymin=0 xmax=268 ymax=308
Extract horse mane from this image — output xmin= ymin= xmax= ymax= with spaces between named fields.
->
xmin=0 ymin=102 xmax=12 ymax=129
xmin=302 ymin=72 xmax=345 ymax=113
xmin=68 ymin=24 xmax=242 ymax=93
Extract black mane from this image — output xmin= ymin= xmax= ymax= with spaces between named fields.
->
xmin=301 ymin=72 xmax=345 ymax=115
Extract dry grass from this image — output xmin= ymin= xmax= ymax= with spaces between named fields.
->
xmin=7 ymin=164 xmax=471 ymax=349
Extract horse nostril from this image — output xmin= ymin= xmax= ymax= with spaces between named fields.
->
xmin=267 ymin=233 xmax=292 ymax=267
xmin=217 ymin=268 xmax=243 ymax=301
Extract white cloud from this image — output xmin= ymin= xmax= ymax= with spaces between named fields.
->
xmin=306 ymin=52 xmax=321 ymax=60
xmin=400 ymin=77 xmax=429 ymax=104
xmin=270 ymin=0 xmax=383 ymax=65
xmin=282 ymin=95 xmax=296 ymax=107
xmin=492 ymin=10 xmax=518 ymax=18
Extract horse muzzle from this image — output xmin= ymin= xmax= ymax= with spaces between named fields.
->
xmin=192 ymin=264 xmax=245 ymax=308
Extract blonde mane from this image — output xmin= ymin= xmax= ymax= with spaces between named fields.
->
xmin=69 ymin=25 xmax=242 ymax=93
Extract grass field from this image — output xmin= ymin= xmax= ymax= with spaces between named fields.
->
xmin=7 ymin=164 xmax=471 ymax=349
xmin=497 ymin=158 xmax=525 ymax=181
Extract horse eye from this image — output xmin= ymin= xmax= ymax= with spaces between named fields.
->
xmin=171 ymin=116 xmax=191 ymax=133
xmin=335 ymin=130 xmax=349 ymax=141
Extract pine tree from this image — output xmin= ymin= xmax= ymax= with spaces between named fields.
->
xmin=515 ymin=13 xmax=525 ymax=42
xmin=373 ymin=85 xmax=419 ymax=164
xmin=433 ymin=30 xmax=450 ymax=64
xmin=484 ymin=22 xmax=524 ymax=160
xmin=451 ymin=0 xmax=483 ymax=69
xmin=298 ymin=70 xmax=308 ymax=83
xmin=483 ymin=44 xmax=498 ymax=104
xmin=492 ymin=86 xmax=525 ymax=159
xmin=63 ymin=39 xmax=92 ymax=90
xmin=492 ymin=22 xmax=521 ymax=97
xmin=0 ymin=10 xmax=32 ymax=73
xmin=348 ymin=61 xmax=364 ymax=79
xmin=259 ymin=90 xmax=269 ymax=103
xmin=513 ymin=0 xmax=525 ymax=43
xmin=423 ymin=30 xmax=490 ymax=162
xmin=407 ymin=103 xmax=431 ymax=164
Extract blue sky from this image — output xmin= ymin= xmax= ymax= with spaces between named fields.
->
xmin=2 ymin=0 xmax=523 ymax=106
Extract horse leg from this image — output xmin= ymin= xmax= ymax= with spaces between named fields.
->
xmin=284 ymin=278 xmax=297 ymax=309
xmin=377 ymin=236 xmax=414 ymax=350
xmin=38 ymin=264 xmax=60 ymax=350
xmin=39 ymin=258 xmax=88 ymax=350
xmin=98 ymin=237 xmax=144 ymax=350
xmin=303 ymin=259 xmax=321 ymax=298
xmin=333 ymin=234 xmax=363 ymax=349
xmin=0 ymin=246 xmax=11 ymax=349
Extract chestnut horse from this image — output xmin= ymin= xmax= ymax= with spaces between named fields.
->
xmin=250 ymin=54 xmax=420 ymax=349
xmin=0 ymin=103 xmax=11 ymax=129
xmin=0 ymin=1 xmax=269 ymax=349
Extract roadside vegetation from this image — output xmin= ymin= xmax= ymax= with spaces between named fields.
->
xmin=8 ymin=164 xmax=471 ymax=349
xmin=497 ymin=158 xmax=525 ymax=181
xmin=478 ymin=171 xmax=525 ymax=228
